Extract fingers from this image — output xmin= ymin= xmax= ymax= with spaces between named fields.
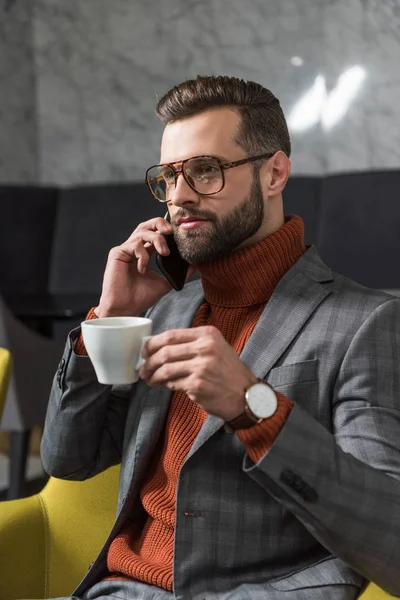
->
xmin=140 ymin=327 xmax=219 ymax=385
xmin=142 ymin=360 xmax=193 ymax=388
xmin=130 ymin=218 xmax=173 ymax=274
xmin=130 ymin=230 xmax=170 ymax=274
xmin=145 ymin=326 xmax=218 ymax=357
xmin=128 ymin=217 xmax=172 ymax=241
xmin=140 ymin=341 xmax=196 ymax=379
xmin=109 ymin=226 xmax=172 ymax=274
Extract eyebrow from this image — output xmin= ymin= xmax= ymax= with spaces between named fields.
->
xmin=159 ymin=154 xmax=232 ymax=166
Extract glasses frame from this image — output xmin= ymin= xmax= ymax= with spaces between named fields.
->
xmin=145 ymin=152 xmax=275 ymax=202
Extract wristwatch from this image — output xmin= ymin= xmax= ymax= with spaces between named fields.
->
xmin=227 ymin=381 xmax=278 ymax=430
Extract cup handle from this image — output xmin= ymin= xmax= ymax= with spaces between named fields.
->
xmin=136 ymin=336 xmax=152 ymax=370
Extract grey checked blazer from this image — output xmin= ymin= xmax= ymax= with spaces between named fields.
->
xmin=41 ymin=246 xmax=400 ymax=600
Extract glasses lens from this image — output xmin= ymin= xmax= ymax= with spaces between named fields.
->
xmin=147 ymin=165 xmax=175 ymax=202
xmin=184 ymin=157 xmax=223 ymax=195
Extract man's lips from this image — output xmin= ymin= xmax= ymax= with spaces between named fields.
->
xmin=176 ymin=217 xmax=210 ymax=229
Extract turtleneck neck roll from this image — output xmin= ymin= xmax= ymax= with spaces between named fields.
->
xmin=198 ymin=215 xmax=306 ymax=308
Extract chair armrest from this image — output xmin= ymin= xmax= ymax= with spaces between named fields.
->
xmin=358 ymin=582 xmax=396 ymax=599
xmin=0 ymin=494 xmax=46 ymax=600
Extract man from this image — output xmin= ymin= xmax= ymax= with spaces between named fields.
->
xmin=41 ymin=75 xmax=400 ymax=600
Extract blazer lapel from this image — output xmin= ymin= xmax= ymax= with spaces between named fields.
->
xmin=187 ymin=247 xmax=334 ymax=458
xmin=240 ymin=266 xmax=333 ymax=378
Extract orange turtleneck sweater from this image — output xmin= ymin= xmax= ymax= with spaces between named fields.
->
xmin=75 ymin=215 xmax=306 ymax=592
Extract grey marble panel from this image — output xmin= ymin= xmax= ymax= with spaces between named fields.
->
xmin=26 ymin=0 xmax=400 ymax=183
xmin=33 ymin=0 xmax=329 ymax=184
xmin=360 ymin=0 xmax=400 ymax=172
xmin=323 ymin=0 xmax=400 ymax=173
xmin=0 ymin=0 xmax=37 ymax=183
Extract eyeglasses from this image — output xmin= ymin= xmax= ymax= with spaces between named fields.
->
xmin=145 ymin=152 xmax=275 ymax=202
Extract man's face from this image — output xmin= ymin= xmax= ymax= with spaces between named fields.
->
xmin=159 ymin=108 xmax=269 ymax=265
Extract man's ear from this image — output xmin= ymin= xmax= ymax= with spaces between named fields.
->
xmin=266 ymin=151 xmax=291 ymax=196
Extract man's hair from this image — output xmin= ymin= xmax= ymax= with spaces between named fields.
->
xmin=156 ymin=75 xmax=291 ymax=158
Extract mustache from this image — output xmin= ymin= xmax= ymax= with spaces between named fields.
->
xmin=172 ymin=208 xmax=217 ymax=225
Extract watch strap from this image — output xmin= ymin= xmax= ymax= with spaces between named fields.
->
xmin=226 ymin=405 xmax=262 ymax=430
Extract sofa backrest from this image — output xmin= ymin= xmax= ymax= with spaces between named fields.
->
xmin=0 ymin=186 xmax=58 ymax=294
xmin=317 ymin=171 xmax=400 ymax=289
xmin=283 ymin=176 xmax=321 ymax=246
xmin=48 ymin=183 xmax=165 ymax=295
xmin=2 ymin=173 xmax=400 ymax=306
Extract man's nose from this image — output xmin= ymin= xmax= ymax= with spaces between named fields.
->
xmin=169 ymin=172 xmax=200 ymax=207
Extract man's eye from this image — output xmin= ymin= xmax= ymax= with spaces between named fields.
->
xmin=194 ymin=164 xmax=219 ymax=178
xmin=202 ymin=164 xmax=218 ymax=173
xmin=161 ymin=170 xmax=175 ymax=181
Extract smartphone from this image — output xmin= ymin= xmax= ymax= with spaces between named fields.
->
xmin=155 ymin=212 xmax=189 ymax=291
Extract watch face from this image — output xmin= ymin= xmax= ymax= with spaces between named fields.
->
xmin=247 ymin=383 xmax=278 ymax=419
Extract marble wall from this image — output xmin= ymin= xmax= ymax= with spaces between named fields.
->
xmin=323 ymin=0 xmax=400 ymax=174
xmin=0 ymin=0 xmax=37 ymax=183
xmin=1 ymin=0 xmax=400 ymax=184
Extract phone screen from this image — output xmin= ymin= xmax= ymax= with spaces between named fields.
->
xmin=155 ymin=213 xmax=189 ymax=291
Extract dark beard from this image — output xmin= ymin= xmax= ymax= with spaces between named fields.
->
xmin=172 ymin=175 xmax=264 ymax=265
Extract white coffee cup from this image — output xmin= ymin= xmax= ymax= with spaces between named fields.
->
xmin=81 ymin=316 xmax=152 ymax=384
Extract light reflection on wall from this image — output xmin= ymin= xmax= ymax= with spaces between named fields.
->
xmin=288 ymin=66 xmax=367 ymax=133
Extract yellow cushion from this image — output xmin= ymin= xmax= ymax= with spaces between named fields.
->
xmin=0 ymin=465 xmax=120 ymax=600
xmin=0 ymin=347 xmax=12 ymax=419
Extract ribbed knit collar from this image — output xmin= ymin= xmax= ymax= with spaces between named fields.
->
xmin=198 ymin=215 xmax=306 ymax=308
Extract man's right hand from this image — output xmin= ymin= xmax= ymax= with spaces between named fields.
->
xmin=95 ymin=217 xmax=174 ymax=318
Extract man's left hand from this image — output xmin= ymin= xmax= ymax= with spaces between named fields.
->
xmin=138 ymin=326 xmax=258 ymax=421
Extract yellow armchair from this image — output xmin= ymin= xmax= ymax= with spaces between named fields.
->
xmin=0 ymin=455 xmax=394 ymax=599
xmin=0 ymin=466 xmax=120 ymax=600
xmin=0 ymin=347 xmax=12 ymax=419
xmin=359 ymin=583 xmax=397 ymax=599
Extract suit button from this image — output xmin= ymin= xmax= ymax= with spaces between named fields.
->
xmin=292 ymin=477 xmax=305 ymax=493
xmin=280 ymin=468 xmax=296 ymax=485
xmin=280 ymin=469 xmax=318 ymax=502
xmin=302 ymin=487 xmax=318 ymax=502
xmin=56 ymin=359 xmax=65 ymax=389
xmin=57 ymin=360 xmax=65 ymax=375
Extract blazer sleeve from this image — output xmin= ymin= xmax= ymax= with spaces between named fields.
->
xmin=41 ymin=326 xmax=132 ymax=480
xmin=241 ymin=297 xmax=400 ymax=597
